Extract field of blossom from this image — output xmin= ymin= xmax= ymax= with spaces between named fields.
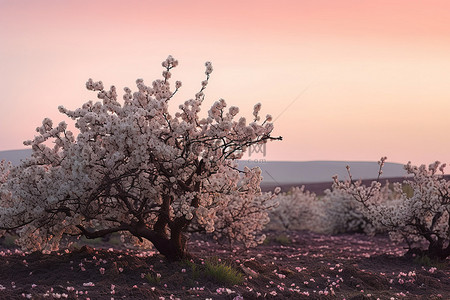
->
xmin=0 ymin=229 xmax=448 ymax=299
xmin=0 ymin=57 xmax=449 ymax=299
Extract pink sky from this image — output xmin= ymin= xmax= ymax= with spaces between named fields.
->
xmin=1 ymin=0 xmax=449 ymax=165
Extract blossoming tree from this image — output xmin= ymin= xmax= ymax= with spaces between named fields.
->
xmin=0 ymin=56 xmax=281 ymax=260
xmin=334 ymin=158 xmax=450 ymax=260
xmin=269 ymin=186 xmax=320 ymax=231
xmin=268 ymin=183 xmax=392 ymax=234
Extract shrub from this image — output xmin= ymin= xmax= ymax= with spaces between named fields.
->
xmin=269 ymin=186 xmax=320 ymax=231
xmin=322 ymin=180 xmax=399 ymax=235
xmin=269 ymin=184 xmax=391 ymax=235
xmin=322 ymin=187 xmax=370 ymax=234
xmin=0 ymin=56 xmax=281 ymax=260
xmin=334 ymin=158 xmax=450 ymax=260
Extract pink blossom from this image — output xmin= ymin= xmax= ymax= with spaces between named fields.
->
xmin=83 ymin=282 xmax=95 ymax=287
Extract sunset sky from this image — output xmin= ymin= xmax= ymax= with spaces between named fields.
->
xmin=1 ymin=0 xmax=449 ymax=166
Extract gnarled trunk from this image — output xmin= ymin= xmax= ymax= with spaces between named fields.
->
xmin=79 ymin=222 xmax=190 ymax=261
xmin=130 ymin=222 xmax=189 ymax=261
xmin=146 ymin=232 xmax=188 ymax=261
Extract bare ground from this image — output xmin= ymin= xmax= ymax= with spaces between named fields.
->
xmin=0 ymin=230 xmax=448 ymax=299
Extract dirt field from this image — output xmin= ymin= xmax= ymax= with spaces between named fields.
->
xmin=0 ymin=230 xmax=448 ymax=299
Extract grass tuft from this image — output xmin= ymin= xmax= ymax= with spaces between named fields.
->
xmin=203 ymin=257 xmax=244 ymax=286
xmin=145 ymin=272 xmax=161 ymax=285
xmin=182 ymin=259 xmax=201 ymax=280
xmin=414 ymin=254 xmax=447 ymax=269
xmin=263 ymin=234 xmax=291 ymax=246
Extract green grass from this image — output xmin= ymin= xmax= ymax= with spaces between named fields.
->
xmin=180 ymin=257 xmax=244 ymax=286
xmin=73 ymin=233 xmax=122 ymax=248
xmin=182 ymin=259 xmax=201 ymax=280
xmin=263 ymin=234 xmax=291 ymax=246
xmin=402 ymin=183 xmax=414 ymax=198
xmin=145 ymin=272 xmax=161 ymax=285
xmin=203 ymin=258 xmax=244 ymax=285
xmin=0 ymin=233 xmax=17 ymax=248
xmin=414 ymin=254 xmax=448 ymax=269
xmin=79 ymin=236 xmax=104 ymax=245
xmin=274 ymin=234 xmax=291 ymax=245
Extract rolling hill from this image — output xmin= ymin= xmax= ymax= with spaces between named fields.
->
xmin=0 ymin=149 xmax=407 ymax=190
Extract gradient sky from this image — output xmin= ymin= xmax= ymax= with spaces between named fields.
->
xmin=1 ymin=0 xmax=449 ymax=166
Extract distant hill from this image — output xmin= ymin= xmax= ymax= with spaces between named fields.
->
xmin=0 ymin=149 xmax=32 ymax=165
xmin=0 ymin=149 xmax=407 ymax=187
xmin=238 ymin=160 xmax=406 ymax=184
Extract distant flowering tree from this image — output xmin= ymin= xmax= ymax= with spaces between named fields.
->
xmin=268 ymin=183 xmax=391 ymax=234
xmin=334 ymin=157 xmax=450 ymax=260
xmin=0 ymin=56 xmax=281 ymax=260
xmin=323 ymin=179 xmax=398 ymax=235
xmin=269 ymin=186 xmax=320 ymax=231
xmin=321 ymin=186 xmax=371 ymax=234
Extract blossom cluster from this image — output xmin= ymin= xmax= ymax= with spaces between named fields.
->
xmin=209 ymin=165 xmax=279 ymax=248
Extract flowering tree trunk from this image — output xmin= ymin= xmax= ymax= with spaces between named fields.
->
xmin=78 ymin=220 xmax=189 ymax=260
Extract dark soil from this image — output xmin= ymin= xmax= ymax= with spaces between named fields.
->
xmin=0 ymin=230 xmax=448 ymax=299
